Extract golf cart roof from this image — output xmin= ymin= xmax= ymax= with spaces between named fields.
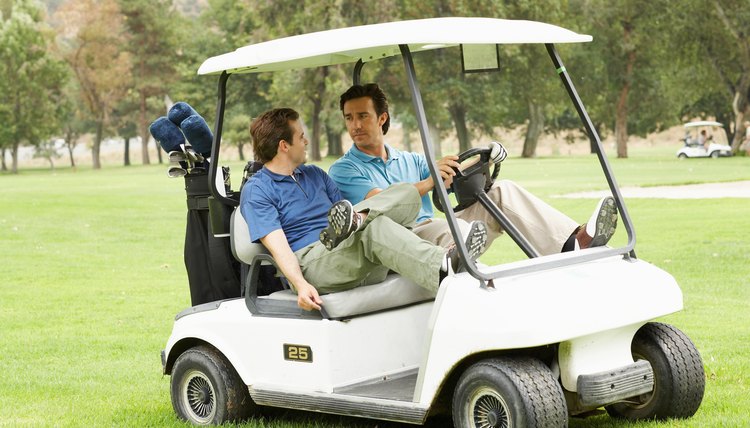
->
xmin=684 ymin=121 xmax=723 ymax=128
xmin=197 ymin=17 xmax=592 ymax=75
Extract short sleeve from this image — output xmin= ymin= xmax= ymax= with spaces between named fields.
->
xmin=240 ymin=182 xmax=281 ymax=243
xmin=329 ymin=160 xmax=377 ymax=205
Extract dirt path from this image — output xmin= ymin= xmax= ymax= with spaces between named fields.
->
xmin=559 ymin=180 xmax=750 ymax=199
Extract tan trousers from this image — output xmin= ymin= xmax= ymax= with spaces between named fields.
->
xmin=412 ymin=180 xmax=578 ymax=256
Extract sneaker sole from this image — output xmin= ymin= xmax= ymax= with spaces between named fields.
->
xmin=329 ymin=200 xmax=354 ymax=236
xmin=465 ymin=221 xmax=488 ymax=262
xmin=319 ymin=200 xmax=355 ymax=250
xmin=590 ymin=197 xmax=618 ymax=247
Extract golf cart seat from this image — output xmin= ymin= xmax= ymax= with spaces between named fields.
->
xmin=231 ymin=208 xmax=436 ymax=319
xmin=261 ymin=275 xmax=436 ymax=319
xmin=230 ymin=208 xmax=269 ymax=264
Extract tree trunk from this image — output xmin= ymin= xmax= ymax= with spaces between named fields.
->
xmin=140 ymin=92 xmax=151 ymax=165
xmin=730 ymin=78 xmax=750 ymax=153
xmin=11 ymin=143 xmax=19 ymax=174
xmin=325 ymin=126 xmax=342 ymax=157
xmin=615 ymin=24 xmax=636 ymax=159
xmin=238 ymin=142 xmax=245 ymax=161
xmin=309 ymin=67 xmax=328 ymax=162
xmin=93 ymin=120 xmax=103 ymax=169
xmin=310 ymin=97 xmax=322 ymax=161
xmin=522 ymin=101 xmax=544 ymax=158
xmin=449 ymin=103 xmax=471 ymax=153
xmin=124 ymin=137 xmax=131 ymax=166
xmin=1 ymin=147 xmax=7 ymax=171
xmin=65 ymin=130 xmax=77 ymax=168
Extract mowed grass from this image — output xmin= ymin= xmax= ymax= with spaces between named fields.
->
xmin=1 ymin=152 xmax=749 ymax=427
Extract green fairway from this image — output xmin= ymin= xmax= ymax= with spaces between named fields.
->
xmin=1 ymin=153 xmax=749 ymax=427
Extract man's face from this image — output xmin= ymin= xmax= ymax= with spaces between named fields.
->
xmin=285 ymin=119 xmax=308 ymax=164
xmin=343 ymin=97 xmax=387 ymax=152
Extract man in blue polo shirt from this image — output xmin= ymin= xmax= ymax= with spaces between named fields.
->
xmin=329 ymin=84 xmax=618 ymax=256
xmin=240 ymin=108 xmax=487 ymax=311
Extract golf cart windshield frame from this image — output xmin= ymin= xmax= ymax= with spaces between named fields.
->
xmin=205 ymin=41 xmax=636 ymax=284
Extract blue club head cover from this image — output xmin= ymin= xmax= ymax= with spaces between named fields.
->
xmin=149 ymin=116 xmax=185 ymax=153
xmin=180 ymin=114 xmax=214 ymax=157
xmin=168 ymin=102 xmax=198 ymax=125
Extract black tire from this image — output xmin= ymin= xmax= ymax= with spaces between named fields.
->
xmin=452 ymin=357 xmax=567 ymax=428
xmin=606 ymin=322 xmax=705 ymax=420
xmin=678 ymin=153 xmax=688 ymax=159
xmin=171 ymin=345 xmax=256 ymax=425
xmin=710 ymin=151 xmax=719 ymax=158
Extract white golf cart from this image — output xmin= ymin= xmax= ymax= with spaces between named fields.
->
xmin=677 ymin=120 xmax=733 ymax=158
xmin=161 ymin=18 xmax=705 ymax=427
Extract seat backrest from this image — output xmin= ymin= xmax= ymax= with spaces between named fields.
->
xmin=230 ymin=208 xmax=269 ymax=264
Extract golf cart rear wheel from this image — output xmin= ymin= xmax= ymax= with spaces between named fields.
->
xmin=171 ymin=345 xmax=255 ymax=424
xmin=710 ymin=151 xmax=719 ymax=158
xmin=606 ymin=322 xmax=705 ymax=420
xmin=453 ymin=357 xmax=567 ymax=428
xmin=678 ymin=153 xmax=688 ymax=159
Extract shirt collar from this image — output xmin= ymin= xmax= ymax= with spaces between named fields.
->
xmin=350 ymin=144 xmax=401 ymax=163
xmin=261 ymin=165 xmax=304 ymax=182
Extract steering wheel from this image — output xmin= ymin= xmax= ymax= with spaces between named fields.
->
xmin=432 ymin=147 xmax=501 ymax=213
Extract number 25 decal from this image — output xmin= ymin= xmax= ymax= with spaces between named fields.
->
xmin=284 ymin=344 xmax=313 ymax=363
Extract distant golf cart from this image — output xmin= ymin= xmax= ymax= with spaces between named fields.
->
xmin=161 ymin=18 xmax=705 ymax=427
xmin=677 ymin=121 xmax=732 ymax=158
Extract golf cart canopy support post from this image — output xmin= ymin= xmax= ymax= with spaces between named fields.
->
xmin=545 ymin=44 xmax=635 ymax=258
xmin=208 ymin=71 xmax=238 ymax=207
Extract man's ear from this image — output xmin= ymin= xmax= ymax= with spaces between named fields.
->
xmin=378 ymin=112 xmax=388 ymax=127
xmin=278 ymin=139 xmax=288 ymax=153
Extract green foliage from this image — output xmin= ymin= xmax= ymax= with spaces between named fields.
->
xmin=0 ymin=0 xmax=68 ymax=173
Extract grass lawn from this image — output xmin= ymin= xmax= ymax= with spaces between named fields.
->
xmin=1 ymin=152 xmax=748 ymax=427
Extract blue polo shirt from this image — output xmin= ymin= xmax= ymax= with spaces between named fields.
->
xmin=240 ymin=164 xmax=342 ymax=252
xmin=329 ymin=144 xmax=433 ymax=223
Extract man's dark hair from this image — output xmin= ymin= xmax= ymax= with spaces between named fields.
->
xmin=250 ymin=108 xmax=299 ymax=163
xmin=340 ymin=83 xmax=390 ymax=135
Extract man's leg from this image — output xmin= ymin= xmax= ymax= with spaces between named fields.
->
xmin=300 ymin=215 xmax=445 ymax=294
xmin=412 ymin=217 xmax=472 ymax=249
xmin=457 ymin=180 xmax=578 ymax=256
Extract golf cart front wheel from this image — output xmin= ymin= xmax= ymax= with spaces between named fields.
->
xmin=452 ymin=357 xmax=567 ymax=428
xmin=678 ymin=153 xmax=688 ymax=159
xmin=606 ymin=322 xmax=705 ymax=420
xmin=171 ymin=345 xmax=255 ymax=425
xmin=710 ymin=151 xmax=719 ymax=158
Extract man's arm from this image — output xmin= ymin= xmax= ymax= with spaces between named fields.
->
xmin=260 ymin=229 xmax=323 ymax=311
xmin=364 ymin=155 xmax=460 ymax=200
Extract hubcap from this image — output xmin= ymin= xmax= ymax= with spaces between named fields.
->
xmin=469 ymin=387 xmax=511 ymax=428
xmin=182 ymin=370 xmax=216 ymax=423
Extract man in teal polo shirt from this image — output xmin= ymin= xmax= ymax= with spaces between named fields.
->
xmin=240 ymin=108 xmax=487 ymax=311
xmin=329 ymin=84 xmax=618 ymax=255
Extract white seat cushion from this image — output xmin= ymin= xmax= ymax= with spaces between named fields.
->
xmin=230 ymin=209 xmax=269 ymax=264
xmin=260 ymin=274 xmax=436 ymax=319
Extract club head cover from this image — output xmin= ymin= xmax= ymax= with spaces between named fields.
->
xmin=180 ymin=114 xmax=214 ymax=157
xmin=149 ymin=116 xmax=185 ymax=154
xmin=167 ymin=102 xmax=198 ymax=125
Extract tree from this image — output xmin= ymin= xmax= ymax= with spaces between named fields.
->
xmin=54 ymin=0 xmax=131 ymax=169
xmin=118 ymin=0 xmax=183 ymax=165
xmin=694 ymin=1 xmax=750 ymax=152
xmin=574 ymin=0 xmax=676 ymax=158
xmin=0 ymin=0 xmax=68 ymax=173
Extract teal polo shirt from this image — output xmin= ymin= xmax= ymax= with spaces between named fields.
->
xmin=240 ymin=164 xmax=342 ymax=252
xmin=329 ymin=144 xmax=433 ymax=223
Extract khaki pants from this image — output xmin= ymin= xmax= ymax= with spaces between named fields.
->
xmin=295 ymin=183 xmax=445 ymax=294
xmin=413 ymin=180 xmax=578 ymax=256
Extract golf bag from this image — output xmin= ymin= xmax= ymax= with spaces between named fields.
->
xmin=183 ymin=172 xmax=241 ymax=306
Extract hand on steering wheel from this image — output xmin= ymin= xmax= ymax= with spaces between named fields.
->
xmin=432 ymin=144 xmax=506 ymax=213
